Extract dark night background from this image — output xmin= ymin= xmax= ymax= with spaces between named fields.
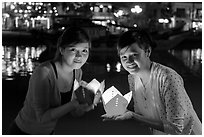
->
xmin=2 ymin=2 xmax=202 ymax=135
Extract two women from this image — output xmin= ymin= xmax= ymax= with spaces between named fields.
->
xmin=8 ymin=27 xmax=202 ymax=135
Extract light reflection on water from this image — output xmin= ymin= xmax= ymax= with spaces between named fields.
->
xmin=2 ymin=45 xmax=46 ymax=80
xmin=168 ymin=48 xmax=202 ymax=75
xmin=2 ymin=45 xmax=202 ymax=80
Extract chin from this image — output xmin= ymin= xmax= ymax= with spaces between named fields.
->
xmin=72 ymin=64 xmax=84 ymax=69
xmin=128 ymin=71 xmax=137 ymax=75
xmin=127 ymin=69 xmax=138 ymax=75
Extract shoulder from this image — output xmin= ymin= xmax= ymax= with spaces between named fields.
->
xmin=31 ymin=61 xmax=54 ymax=79
xmin=152 ymin=62 xmax=184 ymax=95
xmin=151 ymin=62 xmax=182 ymax=81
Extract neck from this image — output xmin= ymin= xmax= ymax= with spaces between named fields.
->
xmin=137 ymin=60 xmax=152 ymax=85
xmin=56 ymin=61 xmax=73 ymax=74
xmin=138 ymin=72 xmax=150 ymax=86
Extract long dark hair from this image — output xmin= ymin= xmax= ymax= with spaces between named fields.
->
xmin=54 ymin=27 xmax=91 ymax=61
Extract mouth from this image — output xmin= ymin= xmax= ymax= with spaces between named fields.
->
xmin=74 ymin=60 xmax=82 ymax=63
xmin=127 ymin=64 xmax=138 ymax=69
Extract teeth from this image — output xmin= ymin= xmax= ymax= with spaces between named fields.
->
xmin=128 ymin=66 xmax=134 ymax=69
xmin=127 ymin=64 xmax=137 ymax=69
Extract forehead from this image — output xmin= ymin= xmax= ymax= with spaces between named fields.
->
xmin=66 ymin=42 xmax=90 ymax=48
xmin=119 ymin=43 xmax=143 ymax=55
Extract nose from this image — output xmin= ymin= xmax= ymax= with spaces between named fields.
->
xmin=127 ymin=55 xmax=134 ymax=63
xmin=75 ymin=51 xmax=82 ymax=58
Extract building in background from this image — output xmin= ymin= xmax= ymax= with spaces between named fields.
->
xmin=171 ymin=2 xmax=202 ymax=31
xmin=2 ymin=2 xmax=202 ymax=33
xmin=2 ymin=2 xmax=52 ymax=30
xmin=90 ymin=3 xmax=120 ymax=34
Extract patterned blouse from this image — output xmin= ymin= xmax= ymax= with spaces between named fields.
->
xmin=128 ymin=62 xmax=202 ymax=135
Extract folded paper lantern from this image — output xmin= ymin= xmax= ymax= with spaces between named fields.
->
xmin=101 ymin=86 xmax=132 ymax=116
xmin=86 ymin=79 xmax=102 ymax=94
xmin=74 ymin=79 xmax=103 ymax=105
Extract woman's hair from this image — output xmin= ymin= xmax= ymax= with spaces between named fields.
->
xmin=54 ymin=27 xmax=91 ymax=61
xmin=117 ymin=28 xmax=156 ymax=53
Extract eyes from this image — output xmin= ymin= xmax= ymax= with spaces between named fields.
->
xmin=81 ymin=49 xmax=89 ymax=54
xmin=66 ymin=47 xmax=89 ymax=55
xmin=120 ymin=53 xmax=139 ymax=61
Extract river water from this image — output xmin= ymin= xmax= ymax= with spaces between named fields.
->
xmin=2 ymin=45 xmax=202 ymax=80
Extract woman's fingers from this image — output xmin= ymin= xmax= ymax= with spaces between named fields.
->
xmin=101 ymin=114 xmax=117 ymax=121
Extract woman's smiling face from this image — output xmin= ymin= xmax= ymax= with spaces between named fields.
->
xmin=60 ymin=42 xmax=89 ymax=69
xmin=119 ymin=42 xmax=149 ymax=74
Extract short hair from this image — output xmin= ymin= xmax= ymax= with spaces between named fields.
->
xmin=117 ymin=28 xmax=156 ymax=52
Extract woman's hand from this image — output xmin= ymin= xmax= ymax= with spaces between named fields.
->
xmin=80 ymin=80 xmax=88 ymax=87
xmin=70 ymin=100 xmax=94 ymax=117
xmin=101 ymin=110 xmax=133 ymax=121
xmin=93 ymin=90 xmax=102 ymax=106
xmin=73 ymin=103 xmax=93 ymax=117
xmin=70 ymin=99 xmax=80 ymax=110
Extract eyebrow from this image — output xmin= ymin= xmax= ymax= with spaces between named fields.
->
xmin=67 ymin=45 xmax=89 ymax=48
xmin=120 ymin=50 xmax=140 ymax=57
